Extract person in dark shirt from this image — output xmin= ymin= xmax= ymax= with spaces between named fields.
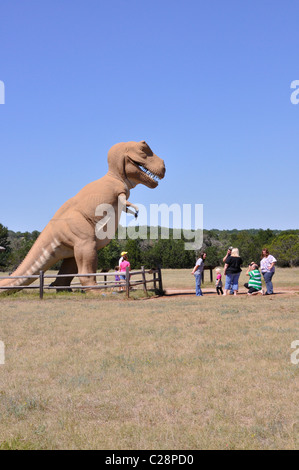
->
xmin=223 ymin=246 xmax=234 ymax=294
xmin=223 ymin=248 xmax=243 ymax=296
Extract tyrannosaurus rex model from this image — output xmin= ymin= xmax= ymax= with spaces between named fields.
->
xmin=0 ymin=141 xmax=165 ymax=293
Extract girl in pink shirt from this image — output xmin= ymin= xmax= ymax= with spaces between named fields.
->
xmin=215 ymin=268 xmax=223 ymax=295
xmin=119 ymin=254 xmax=130 ymax=280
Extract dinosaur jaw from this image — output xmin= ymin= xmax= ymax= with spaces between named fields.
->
xmin=135 ymin=162 xmax=163 ymax=187
xmin=128 ymin=159 xmax=164 ymax=188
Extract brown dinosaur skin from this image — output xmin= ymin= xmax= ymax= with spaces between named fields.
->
xmin=0 ymin=141 xmax=165 ymax=293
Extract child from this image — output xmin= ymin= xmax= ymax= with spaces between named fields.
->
xmin=215 ymin=268 xmax=223 ymax=295
xmin=244 ymin=263 xmax=264 ymax=295
xmin=113 ymin=266 xmax=121 ymax=292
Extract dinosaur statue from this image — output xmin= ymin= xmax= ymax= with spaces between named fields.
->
xmin=0 ymin=141 xmax=165 ymax=293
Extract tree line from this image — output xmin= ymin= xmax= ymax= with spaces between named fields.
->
xmin=0 ymin=223 xmax=298 ymax=272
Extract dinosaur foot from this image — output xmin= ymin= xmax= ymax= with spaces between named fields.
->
xmin=49 ymin=283 xmax=73 ymax=294
xmin=82 ymin=287 xmax=110 ymax=296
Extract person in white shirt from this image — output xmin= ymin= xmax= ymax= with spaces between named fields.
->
xmin=260 ymin=248 xmax=277 ymax=295
xmin=191 ymin=252 xmax=207 ymax=296
xmin=119 ymin=251 xmax=128 ymax=267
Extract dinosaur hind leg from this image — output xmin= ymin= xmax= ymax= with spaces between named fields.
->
xmin=74 ymin=242 xmax=98 ymax=291
xmin=49 ymin=257 xmax=78 ymax=292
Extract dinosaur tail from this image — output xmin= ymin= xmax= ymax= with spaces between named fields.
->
xmin=0 ymin=228 xmax=61 ymax=294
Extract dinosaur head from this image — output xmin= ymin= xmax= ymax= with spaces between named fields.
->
xmin=107 ymin=141 xmax=166 ymax=189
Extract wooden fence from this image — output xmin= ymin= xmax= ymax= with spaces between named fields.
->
xmin=0 ymin=266 xmax=163 ymax=300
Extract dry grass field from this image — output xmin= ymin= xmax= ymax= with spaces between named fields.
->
xmin=0 ymin=268 xmax=298 ymax=449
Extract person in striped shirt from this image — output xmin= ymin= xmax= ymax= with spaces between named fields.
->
xmin=244 ymin=263 xmax=264 ymax=295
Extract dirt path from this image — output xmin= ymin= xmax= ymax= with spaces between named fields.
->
xmin=164 ymin=287 xmax=298 ymax=297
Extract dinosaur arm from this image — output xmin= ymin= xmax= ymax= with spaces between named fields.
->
xmin=125 ymin=200 xmax=139 ymax=212
xmin=118 ymin=193 xmax=139 ymax=217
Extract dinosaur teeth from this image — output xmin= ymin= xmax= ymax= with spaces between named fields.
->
xmin=138 ymin=164 xmax=161 ymax=182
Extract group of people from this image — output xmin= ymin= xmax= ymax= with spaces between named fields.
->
xmin=192 ymin=247 xmax=277 ymax=297
xmin=114 ymin=247 xmax=277 ymax=296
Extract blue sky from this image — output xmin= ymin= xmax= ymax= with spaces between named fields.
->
xmin=0 ymin=0 xmax=298 ymax=232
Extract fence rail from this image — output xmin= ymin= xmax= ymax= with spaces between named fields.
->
xmin=0 ymin=266 xmax=163 ymax=299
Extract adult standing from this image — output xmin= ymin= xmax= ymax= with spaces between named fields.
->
xmin=223 ymin=246 xmax=233 ymax=294
xmin=223 ymin=246 xmax=233 ymax=264
xmin=260 ymin=248 xmax=277 ymax=295
xmin=223 ymin=248 xmax=243 ymax=296
xmin=119 ymin=251 xmax=127 ymax=267
xmin=191 ymin=252 xmax=207 ymax=297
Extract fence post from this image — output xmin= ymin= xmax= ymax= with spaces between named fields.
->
xmin=39 ymin=271 xmax=44 ymax=300
xmin=141 ymin=266 xmax=148 ymax=296
xmin=125 ymin=266 xmax=130 ymax=298
xmin=153 ymin=270 xmax=157 ymax=290
xmin=157 ymin=265 xmax=163 ymax=293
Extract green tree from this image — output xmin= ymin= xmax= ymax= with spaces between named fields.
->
xmin=226 ymin=231 xmax=260 ymax=265
xmin=145 ymin=238 xmax=194 ymax=269
xmin=124 ymin=239 xmax=142 ymax=269
xmin=269 ymin=234 xmax=299 ymax=267
xmin=97 ymin=239 xmax=122 ymax=271
xmin=0 ymin=224 xmax=11 ymax=271
xmin=8 ymin=231 xmax=40 ymax=271
xmin=203 ymin=245 xmax=222 ymax=267
xmin=255 ymin=229 xmax=276 ymax=248
xmin=169 ymin=239 xmax=191 ymax=268
xmin=140 ymin=241 xmax=159 ymax=269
